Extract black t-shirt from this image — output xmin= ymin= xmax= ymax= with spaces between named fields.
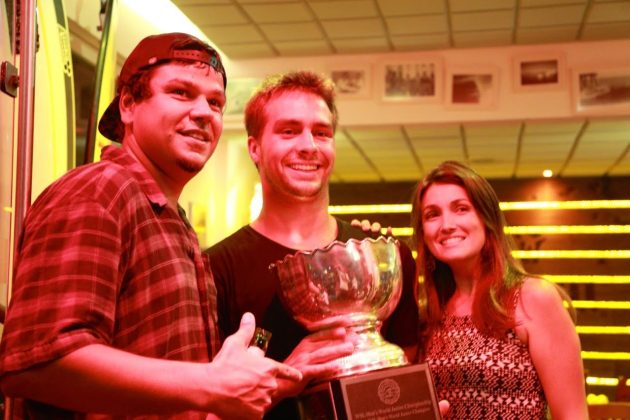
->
xmin=205 ymin=218 xmax=419 ymax=419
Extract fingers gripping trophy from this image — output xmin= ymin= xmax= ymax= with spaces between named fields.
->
xmin=272 ymin=237 xmax=441 ymax=420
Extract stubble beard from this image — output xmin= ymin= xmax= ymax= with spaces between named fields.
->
xmin=176 ymin=142 xmax=214 ymax=174
xmin=176 ymin=157 xmax=205 ymax=173
xmin=261 ymin=162 xmax=330 ymax=200
xmin=286 ymin=177 xmax=328 ymax=201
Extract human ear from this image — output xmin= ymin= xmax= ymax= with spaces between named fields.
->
xmin=247 ymin=136 xmax=261 ymax=165
xmin=119 ymin=88 xmax=136 ymax=125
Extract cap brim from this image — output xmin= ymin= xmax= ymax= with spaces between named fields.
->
xmin=98 ymin=96 xmax=124 ymax=142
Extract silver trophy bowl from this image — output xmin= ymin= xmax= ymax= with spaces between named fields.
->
xmin=272 ymin=236 xmax=409 ymax=379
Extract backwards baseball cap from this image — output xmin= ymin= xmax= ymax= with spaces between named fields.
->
xmin=98 ymin=32 xmax=227 ymax=141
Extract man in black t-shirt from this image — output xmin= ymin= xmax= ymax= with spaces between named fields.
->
xmin=204 ymin=71 xmax=419 ymax=419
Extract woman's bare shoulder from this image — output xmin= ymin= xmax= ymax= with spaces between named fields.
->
xmin=520 ymin=276 xmax=563 ymax=305
xmin=517 ymin=276 xmax=569 ymax=326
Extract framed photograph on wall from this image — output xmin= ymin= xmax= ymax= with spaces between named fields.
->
xmin=513 ymin=53 xmax=566 ymax=92
xmin=224 ymin=77 xmax=262 ymax=121
xmin=446 ymin=66 xmax=498 ymax=108
xmin=382 ymin=59 xmax=443 ymax=102
xmin=573 ymin=67 xmax=630 ymax=114
xmin=329 ymin=66 xmax=372 ymax=99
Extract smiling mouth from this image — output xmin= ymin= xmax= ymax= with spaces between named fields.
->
xmin=440 ymin=236 xmax=464 ymax=246
xmin=180 ymin=131 xmax=208 ymax=143
xmin=289 ymin=163 xmax=320 ymax=171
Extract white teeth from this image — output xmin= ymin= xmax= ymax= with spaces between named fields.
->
xmin=290 ymin=164 xmax=318 ymax=171
xmin=181 ymin=132 xmax=205 ymax=141
xmin=441 ymin=237 xmax=463 ymax=246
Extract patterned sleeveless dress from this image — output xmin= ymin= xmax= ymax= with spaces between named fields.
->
xmin=425 ymin=314 xmax=547 ymax=419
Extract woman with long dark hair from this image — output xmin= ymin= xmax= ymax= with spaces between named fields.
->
xmin=411 ymin=161 xmax=587 ymax=419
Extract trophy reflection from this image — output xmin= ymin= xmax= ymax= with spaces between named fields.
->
xmin=272 ymin=236 xmax=409 ymax=380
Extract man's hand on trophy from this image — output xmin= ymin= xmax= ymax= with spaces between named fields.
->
xmin=350 ymin=219 xmax=393 ymax=237
xmin=207 ymin=313 xmax=302 ymax=419
xmin=274 ymin=327 xmax=355 ymax=400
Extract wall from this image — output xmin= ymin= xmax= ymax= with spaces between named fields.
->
xmin=225 ymin=39 xmax=630 ymax=129
xmin=193 ymin=39 xmax=630 ymax=245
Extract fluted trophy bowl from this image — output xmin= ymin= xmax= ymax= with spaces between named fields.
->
xmin=271 ymin=236 xmax=408 ymax=380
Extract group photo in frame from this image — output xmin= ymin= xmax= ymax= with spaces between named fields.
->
xmin=329 ymin=65 xmax=372 ymax=99
xmin=513 ymin=52 xmax=566 ymax=92
xmin=382 ymin=59 xmax=443 ymax=102
xmin=446 ymin=66 xmax=499 ymax=108
xmin=573 ymin=67 xmax=630 ymax=114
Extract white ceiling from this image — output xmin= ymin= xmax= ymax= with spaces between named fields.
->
xmin=172 ymin=0 xmax=630 ymax=181
xmin=330 ymin=119 xmax=630 ymax=181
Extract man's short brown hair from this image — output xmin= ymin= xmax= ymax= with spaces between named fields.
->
xmin=244 ymin=71 xmax=338 ymax=139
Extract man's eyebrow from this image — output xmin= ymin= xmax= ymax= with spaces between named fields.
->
xmin=313 ymin=121 xmax=333 ymax=128
xmin=271 ymin=119 xmax=333 ymax=130
xmin=164 ymin=78 xmax=226 ymax=98
xmin=272 ymin=119 xmax=302 ymax=127
xmin=164 ymin=78 xmax=196 ymax=87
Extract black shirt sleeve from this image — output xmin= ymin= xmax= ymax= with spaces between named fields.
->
xmin=382 ymin=240 xmax=420 ymax=349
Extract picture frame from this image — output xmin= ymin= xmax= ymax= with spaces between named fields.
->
xmin=513 ymin=53 xmax=566 ymax=92
xmin=446 ymin=66 xmax=498 ymax=108
xmin=573 ymin=67 xmax=630 ymax=114
xmin=329 ymin=65 xmax=372 ymax=99
xmin=381 ymin=59 xmax=443 ymax=102
xmin=224 ymin=77 xmax=262 ymax=121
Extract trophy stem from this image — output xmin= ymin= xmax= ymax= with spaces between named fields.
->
xmin=322 ymin=322 xmax=409 ymax=381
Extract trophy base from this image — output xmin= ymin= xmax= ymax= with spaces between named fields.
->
xmin=297 ymin=363 xmax=441 ymax=420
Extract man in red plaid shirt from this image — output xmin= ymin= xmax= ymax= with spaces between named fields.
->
xmin=0 ymin=33 xmax=300 ymax=419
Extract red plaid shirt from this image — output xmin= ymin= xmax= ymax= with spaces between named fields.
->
xmin=0 ymin=146 xmax=219 ymax=418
